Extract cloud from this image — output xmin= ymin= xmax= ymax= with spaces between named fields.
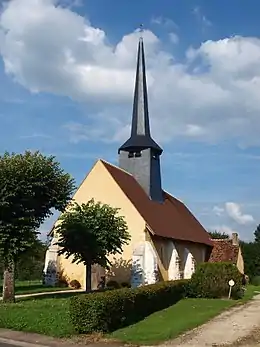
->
xmin=192 ymin=6 xmax=212 ymax=28
xmin=225 ymin=202 xmax=255 ymax=225
xmin=213 ymin=206 xmax=224 ymax=216
xmin=1 ymin=0 xmax=260 ymax=147
xmin=169 ymin=32 xmax=179 ymax=44
xmin=151 ymin=16 xmax=178 ymax=29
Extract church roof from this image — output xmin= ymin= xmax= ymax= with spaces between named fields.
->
xmin=209 ymin=239 xmax=239 ymax=263
xmin=102 ymin=160 xmax=213 ymax=247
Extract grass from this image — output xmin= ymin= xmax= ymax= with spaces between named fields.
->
xmin=0 ymin=292 xmax=82 ymax=337
xmin=110 ymin=298 xmax=235 ymax=345
xmin=0 ymin=280 xmax=73 ymax=296
xmin=0 ymin=285 xmax=259 ymax=342
xmin=110 ymin=285 xmax=260 ymax=345
xmin=241 ymin=284 xmax=260 ymax=301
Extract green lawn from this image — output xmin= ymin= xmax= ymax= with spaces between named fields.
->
xmin=0 ymin=285 xmax=259 ymax=343
xmin=110 ymin=298 xmax=235 ymax=345
xmin=0 ymin=280 xmax=73 ymax=295
xmin=241 ymin=284 xmax=260 ymax=301
xmin=0 ymin=292 xmax=80 ymax=337
xmin=110 ymin=286 xmax=260 ymax=345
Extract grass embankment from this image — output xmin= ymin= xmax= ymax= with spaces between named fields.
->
xmin=0 ymin=280 xmax=73 ymax=296
xmin=0 ymin=285 xmax=259 ymax=343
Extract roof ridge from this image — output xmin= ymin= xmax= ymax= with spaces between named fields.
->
xmin=211 ymin=238 xmax=232 ymax=242
xmin=163 ymin=190 xmax=184 ymax=204
xmin=100 ymin=159 xmax=133 ymax=177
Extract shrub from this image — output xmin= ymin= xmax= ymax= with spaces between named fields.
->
xmin=121 ymin=281 xmax=131 ymax=288
xmin=70 ymin=279 xmax=188 ymax=333
xmin=70 ymin=279 xmax=81 ymax=289
xmin=106 ymin=280 xmax=120 ymax=289
xmin=187 ymin=262 xmax=243 ymax=299
xmin=251 ymin=275 xmax=260 ymax=286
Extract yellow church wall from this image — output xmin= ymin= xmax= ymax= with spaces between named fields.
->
xmin=236 ymin=247 xmax=244 ymax=274
xmin=56 ymin=160 xmax=146 ymax=288
xmin=146 ymin=233 xmax=169 ymax=281
xmin=174 ymin=241 xmax=208 ymax=273
xmin=146 ymin=232 xmax=208 ymax=280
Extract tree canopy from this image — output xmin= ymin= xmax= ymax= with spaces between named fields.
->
xmin=208 ymin=230 xmax=229 ymax=239
xmin=56 ymin=199 xmax=130 ymax=291
xmin=254 ymin=224 xmax=260 ymax=244
xmin=0 ymin=151 xmax=75 ymax=302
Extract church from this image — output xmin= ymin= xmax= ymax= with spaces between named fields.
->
xmin=44 ymin=36 xmax=213 ymax=289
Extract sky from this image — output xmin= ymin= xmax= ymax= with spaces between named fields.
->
xmin=0 ymin=0 xmax=260 ymax=242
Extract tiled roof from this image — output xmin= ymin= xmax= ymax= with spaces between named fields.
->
xmin=102 ymin=160 xmax=213 ymax=247
xmin=209 ymin=239 xmax=239 ymax=263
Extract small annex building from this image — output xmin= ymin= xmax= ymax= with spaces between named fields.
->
xmin=209 ymin=233 xmax=244 ymax=274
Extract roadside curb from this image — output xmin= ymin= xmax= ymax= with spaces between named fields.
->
xmin=0 ymin=337 xmax=49 ymax=347
xmin=0 ymin=330 xmax=124 ymax=347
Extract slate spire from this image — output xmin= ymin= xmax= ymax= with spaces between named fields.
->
xmin=118 ymin=36 xmax=164 ymax=203
xmin=118 ymin=37 xmax=162 ymax=154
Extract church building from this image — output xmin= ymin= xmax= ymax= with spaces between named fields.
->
xmin=44 ymin=37 xmax=213 ymax=289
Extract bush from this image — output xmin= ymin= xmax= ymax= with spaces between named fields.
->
xmin=121 ymin=281 xmax=131 ymax=288
xmin=187 ymin=262 xmax=243 ymax=299
xmin=106 ymin=280 xmax=120 ymax=289
xmin=251 ymin=275 xmax=260 ymax=286
xmin=70 ymin=279 xmax=81 ymax=289
xmin=70 ymin=279 xmax=188 ymax=333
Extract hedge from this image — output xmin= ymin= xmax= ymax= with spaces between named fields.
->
xmin=186 ymin=262 xmax=244 ymax=299
xmin=70 ymin=279 xmax=188 ymax=333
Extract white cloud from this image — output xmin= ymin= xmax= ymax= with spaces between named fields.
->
xmin=192 ymin=6 xmax=212 ymax=28
xmin=225 ymin=202 xmax=255 ymax=225
xmin=1 ymin=0 xmax=260 ymax=146
xmin=151 ymin=16 xmax=178 ymax=29
xmin=213 ymin=206 xmax=224 ymax=216
xmin=169 ymin=32 xmax=179 ymax=44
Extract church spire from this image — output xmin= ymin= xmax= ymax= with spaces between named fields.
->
xmin=118 ymin=36 xmax=164 ymax=203
xmin=118 ymin=36 xmax=162 ymax=154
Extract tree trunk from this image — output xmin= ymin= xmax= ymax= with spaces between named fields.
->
xmin=2 ymin=258 xmax=15 ymax=303
xmin=86 ymin=262 xmax=92 ymax=292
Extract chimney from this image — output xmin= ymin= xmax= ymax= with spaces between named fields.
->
xmin=232 ymin=232 xmax=239 ymax=246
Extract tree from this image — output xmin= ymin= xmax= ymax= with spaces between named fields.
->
xmin=208 ymin=230 xmax=229 ymax=239
xmin=55 ymin=199 xmax=130 ymax=292
xmin=241 ymin=241 xmax=260 ymax=280
xmin=0 ymin=151 xmax=75 ymax=302
xmin=0 ymin=237 xmax=47 ymax=281
xmin=254 ymin=224 xmax=260 ymax=243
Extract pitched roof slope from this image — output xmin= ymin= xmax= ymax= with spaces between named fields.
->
xmin=101 ymin=160 xmax=213 ymax=247
xmin=209 ymin=239 xmax=239 ymax=263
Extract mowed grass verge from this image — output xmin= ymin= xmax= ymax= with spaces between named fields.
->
xmin=0 ymin=292 xmax=81 ymax=337
xmin=0 ymin=285 xmax=259 ymax=343
xmin=0 ymin=280 xmax=74 ymax=296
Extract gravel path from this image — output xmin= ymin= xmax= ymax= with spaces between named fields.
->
xmin=163 ymin=294 xmax=260 ymax=347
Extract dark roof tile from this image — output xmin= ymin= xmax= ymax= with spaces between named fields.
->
xmin=102 ymin=160 xmax=213 ymax=247
xmin=209 ymin=239 xmax=239 ymax=263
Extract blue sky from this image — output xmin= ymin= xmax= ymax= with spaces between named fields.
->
xmin=0 ymin=0 xmax=260 ymax=241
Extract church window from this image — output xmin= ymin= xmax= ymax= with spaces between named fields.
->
xmin=128 ymin=152 xmax=134 ymax=158
xmin=134 ymin=151 xmax=141 ymax=157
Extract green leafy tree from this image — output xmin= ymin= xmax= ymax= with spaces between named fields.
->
xmin=0 ymin=151 xmax=75 ymax=302
xmin=254 ymin=224 xmax=260 ymax=243
xmin=55 ymin=199 xmax=130 ymax=292
xmin=0 ymin=237 xmax=47 ymax=281
xmin=208 ymin=230 xmax=229 ymax=239
xmin=241 ymin=241 xmax=260 ymax=280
